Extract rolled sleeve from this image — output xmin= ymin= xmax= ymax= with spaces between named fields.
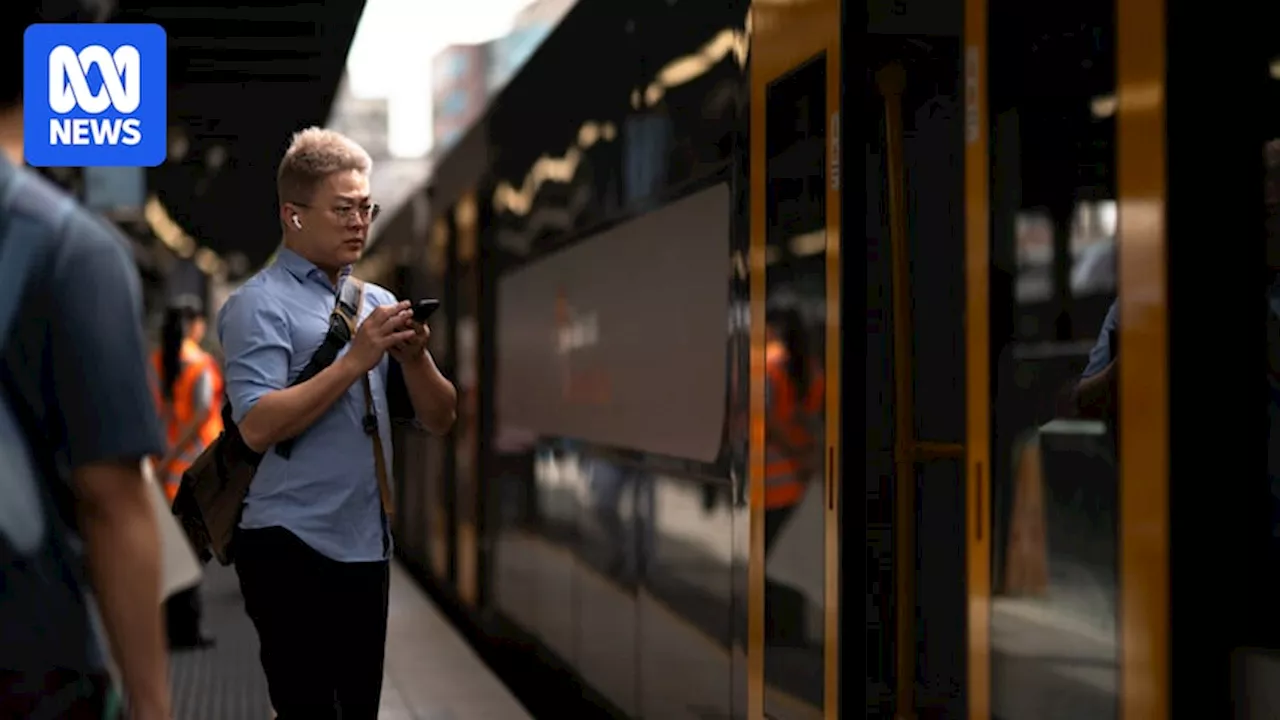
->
xmin=218 ymin=289 xmax=291 ymax=424
xmin=50 ymin=215 xmax=165 ymax=468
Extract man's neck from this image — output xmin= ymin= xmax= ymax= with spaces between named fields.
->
xmin=0 ymin=106 xmax=23 ymax=166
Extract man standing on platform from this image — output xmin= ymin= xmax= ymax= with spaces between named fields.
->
xmin=218 ymin=127 xmax=456 ymax=719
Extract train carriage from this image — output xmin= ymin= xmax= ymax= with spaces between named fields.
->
xmin=358 ymin=0 xmax=1280 ymax=717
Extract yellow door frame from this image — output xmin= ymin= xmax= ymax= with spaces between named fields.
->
xmin=963 ymin=0 xmax=1169 ymax=715
xmin=747 ymin=0 xmax=842 ymax=719
xmin=455 ymin=190 xmax=480 ymax=608
xmin=963 ymin=0 xmax=992 ymax=714
xmin=1115 ymin=0 xmax=1169 ymax=714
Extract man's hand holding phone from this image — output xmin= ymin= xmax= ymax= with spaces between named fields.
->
xmin=347 ymin=301 xmax=416 ymax=373
xmin=389 ymin=299 xmax=438 ymax=366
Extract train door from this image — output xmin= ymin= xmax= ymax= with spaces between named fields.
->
xmin=748 ymin=0 xmax=841 ymax=718
xmin=964 ymin=0 xmax=1169 ymax=717
xmin=866 ymin=0 xmax=970 ymax=710
xmin=427 ymin=213 xmax=455 ymax=582
xmin=392 ymin=195 xmax=435 ymax=570
xmin=454 ymin=191 xmax=481 ymax=607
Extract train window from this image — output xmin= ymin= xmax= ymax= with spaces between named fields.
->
xmin=987 ymin=0 xmax=1119 ymax=716
xmin=494 ymin=184 xmax=729 ymax=463
xmin=762 ymin=53 xmax=827 ymax=718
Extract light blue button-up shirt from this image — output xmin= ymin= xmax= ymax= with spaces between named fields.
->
xmin=217 ymin=247 xmax=398 ymax=562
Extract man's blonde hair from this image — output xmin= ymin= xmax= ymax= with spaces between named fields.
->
xmin=276 ymin=127 xmax=373 ymax=205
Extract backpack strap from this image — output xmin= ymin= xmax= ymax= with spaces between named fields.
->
xmin=339 ymin=280 xmax=393 ymax=517
xmin=335 ymin=276 xmax=366 ymax=333
xmin=269 ymin=276 xmax=392 ymax=517
xmin=273 ymin=275 xmax=367 ymax=459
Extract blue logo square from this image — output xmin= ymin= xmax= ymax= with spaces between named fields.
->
xmin=23 ymin=23 xmax=167 ymax=168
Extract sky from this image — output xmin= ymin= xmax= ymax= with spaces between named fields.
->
xmin=342 ymin=0 xmax=531 ymax=157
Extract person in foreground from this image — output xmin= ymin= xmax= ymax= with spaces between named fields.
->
xmin=218 ymin=127 xmax=456 ymax=719
xmin=0 ymin=2 xmax=172 ymax=718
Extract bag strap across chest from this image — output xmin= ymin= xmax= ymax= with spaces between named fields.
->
xmin=334 ymin=278 xmax=394 ymax=518
xmin=273 ymin=277 xmax=393 ymax=517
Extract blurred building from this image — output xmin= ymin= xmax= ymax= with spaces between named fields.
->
xmin=431 ymin=43 xmax=491 ymax=154
xmin=431 ymin=0 xmax=577 ymax=157
xmin=330 ymin=72 xmax=432 ymax=236
xmin=328 ymin=77 xmax=391 ymax=158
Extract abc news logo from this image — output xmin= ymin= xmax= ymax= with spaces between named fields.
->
xmin=48 ymin=44 xmax=143 ymax=147
xmin=23 ymin=24 xmax=166 ymax=167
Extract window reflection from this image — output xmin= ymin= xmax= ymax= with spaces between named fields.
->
xmin=989 ymin=0 xmax=1120 ymax=716
xmin=585 ymin=455 xmax=655 ymax=582
xmin=1069 ymin=200 xmax=1117 ymax=297
xmin=1013 ymin=203 xmax=1117 ymax=315
xmin=1016 ymin=210 xmax=1054 ymax=303
xmin=763 ymin=55 xmax=827 ymax=719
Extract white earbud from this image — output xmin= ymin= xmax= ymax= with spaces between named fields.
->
xmin=291 ymin=215 xmax=302 ymax=230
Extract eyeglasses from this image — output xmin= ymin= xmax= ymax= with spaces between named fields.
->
xmin=291 ymin=201 xmax=381 ymax=225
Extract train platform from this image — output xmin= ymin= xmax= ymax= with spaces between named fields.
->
xmin=168 ymin=559 xmax=531 ymax=719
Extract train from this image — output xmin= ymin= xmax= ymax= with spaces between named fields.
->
xmin=355 ymin=0 xmax=1280 ymax=717
xmin=363 ymin=1 xmax=822 ymax=717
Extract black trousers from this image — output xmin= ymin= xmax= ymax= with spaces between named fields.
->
xmin=165 ymin=585 xmax=205 ymax=645
xmin=762 ymin=503 xmax=806 ymax=644
xmin=234 ymin=527 xmax=390 ymax=720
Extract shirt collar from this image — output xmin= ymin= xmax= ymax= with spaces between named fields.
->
xmin=276 ymin=246 xmax=352 ymax=292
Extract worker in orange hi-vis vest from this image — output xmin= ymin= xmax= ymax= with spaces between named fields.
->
xmin=149 ymin=294 xmax=222 ymax=651
xmin=763 ymin=308 xmax=824 ymax=539
xmin=150 ymin=294 xmax=224 ymax=505
xmin=762 ymin=307 xmax=824 ymax=645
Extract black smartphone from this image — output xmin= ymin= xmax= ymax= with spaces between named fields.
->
xmin=412 ymin=299 xmax=441 ymax=323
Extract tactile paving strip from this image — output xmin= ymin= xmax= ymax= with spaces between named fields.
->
xmin=168 ymin=563 xmax=271 ymax=720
